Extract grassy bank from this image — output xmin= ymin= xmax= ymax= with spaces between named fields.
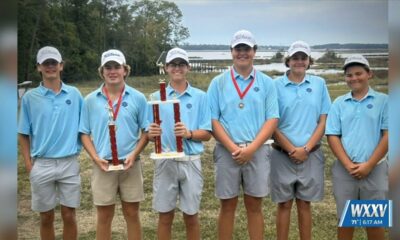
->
xmin=18 ymin=72 xmax=388 ymax=239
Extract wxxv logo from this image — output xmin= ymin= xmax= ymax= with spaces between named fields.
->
xmin=339 ymin=200 xmax=392 ymax=227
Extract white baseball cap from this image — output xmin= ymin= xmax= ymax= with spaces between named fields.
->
xmin=165 ymin=47 xmax=189 ymax=64
xmin=343 ymin=54 xmax=370 ymax=69
xmin=101 ymin=49 xmax=126 ymax=66
xmin=231 ymin=29 xmax=256 ymax=48
xmin=287 ymin=40 xmax=311 ymax=57
xmin=36 ymin=46 xmax=62 ymax=64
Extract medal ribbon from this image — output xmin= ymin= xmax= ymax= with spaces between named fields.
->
xmin=230 ymin=68 xmax=256 ymax=100
xmin=103 ymin=85 xmax=125 ymax=121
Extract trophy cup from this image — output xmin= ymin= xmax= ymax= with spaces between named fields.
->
xmin=107 ymin=106 xmax=125 ymax=171
xmin=148 ymin=79 xmax=185 ymax=160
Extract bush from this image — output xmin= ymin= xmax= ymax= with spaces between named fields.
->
xmin=317 ymin=50 xmax=342 ymax=63
xmin=270 ymin=50 xmax=284 ymax=63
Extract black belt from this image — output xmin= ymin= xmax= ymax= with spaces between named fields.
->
xmin=271 ymin=143 xmax=320 ymax=155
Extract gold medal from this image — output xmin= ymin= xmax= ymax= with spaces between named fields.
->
xmin=239 ymin=102 xmax=244 ymax=109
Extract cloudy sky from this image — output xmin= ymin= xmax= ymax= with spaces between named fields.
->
xmin=170 ymin=0 xmax=388 ymax=46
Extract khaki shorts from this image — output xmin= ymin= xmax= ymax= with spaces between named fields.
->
xmin=91 ymin=160 xmax=144 ymax=205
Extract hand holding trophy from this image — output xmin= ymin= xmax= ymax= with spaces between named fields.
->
xmin=148 ymin=79 xmax=185 ymax=160
xmin=104 ymin=86 xmax=125 ymax=171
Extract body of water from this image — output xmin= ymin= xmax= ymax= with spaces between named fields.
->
xmin=187 ymin=50 xmax=388 ymax=60
xmin=253 ymin=63 xmax=343 ymax=75
xmin=186 ymin=50 xmax=388 ymax=74
xmin=253 ymin=63 xmax=388 ymax=75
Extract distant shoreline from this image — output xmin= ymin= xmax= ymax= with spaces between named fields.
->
xmin=181 ymin=43 xmax=388 ymax=51
xmin=184 ymin=50 xmax=388 ymax=61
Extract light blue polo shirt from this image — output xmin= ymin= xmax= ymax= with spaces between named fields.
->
xmin=325 ymin=88 xmax=388 ymax=163
xmin=148 ymin=83 xmax=211 ymax=155
xmin=79 ymin=84 xmax=148 ymax=160
xmin=274 ymin=73 xmax=331 ymax=146
xmin=207 ymin=67 xmax=279 ymax=143
xmin=18 ymin=82 xmax=83 ymax=158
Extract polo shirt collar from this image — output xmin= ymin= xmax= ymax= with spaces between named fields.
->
xmin=96 ymin=83 xmax=129 ymax=97
xmin=231 ymin=66 xmax=255 ymax=81
xmin=283 ymin=71 xmax=310 ymax=86
xmin=344 ymin=87 xmax=376 ymax=101
xmin=39 ymin=81 xmax=68 ymax=95
xmin=167 ymin=81 xmax=192 ymax=97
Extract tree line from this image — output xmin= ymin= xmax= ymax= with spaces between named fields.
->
xmin=18 ymin=0 xmax=189 ymax=83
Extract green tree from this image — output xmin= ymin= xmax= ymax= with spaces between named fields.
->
xmin=18 ymin=0 xmax=47 ymax=83
xmin=129 ymin=0 xmax=189 ymax=75
xmin=18 ymin=0 xmax=189 ymax=82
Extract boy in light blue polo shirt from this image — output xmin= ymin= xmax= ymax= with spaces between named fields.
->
xmin=270 ymin=40 xmax=331 ymax=240
xmin=79 ymin=49 xmax=148 ymax=239
xmin=326 ymin=54 xmax=388 ymax=240
xmin=18 ymin=46 xmax=83 ymax=239
xmin=207 ymin=30 xmax=279 ymax=239
xmin=147 ymin=47 xmax=211 ymax=240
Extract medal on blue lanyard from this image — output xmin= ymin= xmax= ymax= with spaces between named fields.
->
xmin=230 ymin=67 xmax=256 ymax=109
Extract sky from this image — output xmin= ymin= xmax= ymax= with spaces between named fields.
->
xmin=170 ymin=0 xmax=388 ymax=46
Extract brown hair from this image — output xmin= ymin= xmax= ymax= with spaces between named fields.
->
xmin=284 ymin=55 xmax=314 ymax=69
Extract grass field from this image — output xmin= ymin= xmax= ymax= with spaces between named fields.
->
xmin=17 ymin=71 xmax=388 ymax=239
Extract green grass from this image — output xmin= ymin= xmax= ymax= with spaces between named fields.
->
xmin=17 ymin=72 xmax=388 ymax=239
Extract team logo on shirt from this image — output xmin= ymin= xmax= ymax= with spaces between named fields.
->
xmin=122 ymin=102 xmax=128 ymax=107
xmin=186 ymin=103 xmax=192 ymax=109
xmin=306 ymin=88 xmax=312 ymax=93
xmin=254 ymin=87 xmax=260 ymax=92
xmin=367 ymin=104 xmax=373 ymax=109
xmin=65 ymin=99 xmax=71 ymax=105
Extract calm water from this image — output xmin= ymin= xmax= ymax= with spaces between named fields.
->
xmin=187 ymin=50 xmax=388 ymax=74
xmin=253 ymin=63 xmax=388 ymax=75
xmin=187 ymin=50 xmax=388 ymax=60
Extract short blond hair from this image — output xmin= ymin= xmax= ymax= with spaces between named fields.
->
xmin=98 ymin=64 xmax=131 ymax=80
